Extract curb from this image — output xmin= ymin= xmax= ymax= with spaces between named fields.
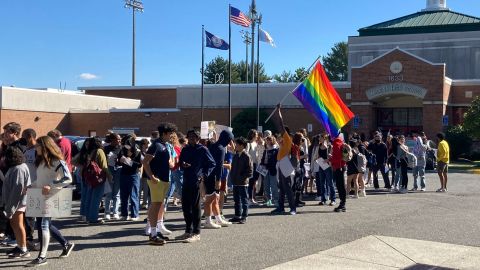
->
xmin=448 ymin=169 xmax=480 ymax=175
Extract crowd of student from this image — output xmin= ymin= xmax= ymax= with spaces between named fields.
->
xmin=0 ymin=105 xmax=451 ymax=266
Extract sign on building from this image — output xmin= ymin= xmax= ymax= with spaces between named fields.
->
xmin=442 ymin=115 xmax=449 ymax=127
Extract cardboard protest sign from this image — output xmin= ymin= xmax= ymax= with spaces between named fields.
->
xmin=26 ymin=188 xmax=72 ymax=218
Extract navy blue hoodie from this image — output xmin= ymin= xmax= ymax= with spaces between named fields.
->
xmin=179 ymin=143 xmax=216 ymax=188
xmin=207 ymin=130 xmax=234 ymax=181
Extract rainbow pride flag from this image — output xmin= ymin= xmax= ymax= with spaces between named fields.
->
xmin=293 ymin=61 xmax=354 ymax=138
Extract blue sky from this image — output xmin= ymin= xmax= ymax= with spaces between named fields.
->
xmin=1 ymin=0 xmax=479 ymax=90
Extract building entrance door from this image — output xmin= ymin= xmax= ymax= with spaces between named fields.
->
xmin=376 ymin=107 xmax=423 ymax=135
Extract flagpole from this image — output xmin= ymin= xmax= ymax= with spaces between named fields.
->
xmin=228 ymin=4 xmax=232 ymax=126
xmin=256 ymin=21 xmax=260 ymax=130
xmin=201 ymin=25 xmax=205 ymax=122
xmin=264 ymin=55 xmax=321 ymax=124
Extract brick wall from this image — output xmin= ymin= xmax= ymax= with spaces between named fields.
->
xmin=84 ymin=89 xmax=176 ymax=108
xmin=0 ymin=110 xmax=69 ymax=137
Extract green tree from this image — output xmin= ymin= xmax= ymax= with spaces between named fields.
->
xmin=203 ymin=56 xmax=240 ymax=84
xmin=322 ymin=41 xmax=348 ymax=81
xmin=232 ymin=108 xmax=277 ymax=137
xmin=272 ymin=70 xmax=294 ymax=83
xmin=235 ymin=60 xmax=270 ymax=83
xmin=446 ymin=125 xmax=473 ymax=159
xmin=463 ymin=96 xmax=480 ymax=139
xmin=293 ymin=67 xmax=308 ymax=82
xmin=204 ymin=57 xmax=269 ymax=84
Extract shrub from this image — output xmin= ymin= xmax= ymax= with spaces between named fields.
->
xmin=445 ymin=125 xmax=472 ymax=160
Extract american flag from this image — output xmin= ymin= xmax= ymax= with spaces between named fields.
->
xmin=230 ymin=6 xmax=251 ymax=27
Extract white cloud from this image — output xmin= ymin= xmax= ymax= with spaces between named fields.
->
xmin=79 ymin=73 xmax=100 ymax=80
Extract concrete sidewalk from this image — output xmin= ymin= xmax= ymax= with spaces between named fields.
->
xmin=266 ymin=235 xmax=480 ymax=269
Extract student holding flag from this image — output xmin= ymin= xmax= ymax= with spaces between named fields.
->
xmin=270 ymin=104 xmax=297 ymax=216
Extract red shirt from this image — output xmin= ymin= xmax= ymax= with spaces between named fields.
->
xmin=330 ymin=138 xmax=346 ymax=170
xmin=172 ymin=145 xmax=182 ymax=171
xmin=57 ymin=137 xmax=72 ymax=172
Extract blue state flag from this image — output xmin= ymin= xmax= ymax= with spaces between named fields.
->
xmin=205 ymin=30 xmax=229 ymax=50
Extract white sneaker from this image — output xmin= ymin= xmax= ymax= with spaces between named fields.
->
xmin=104 ymin=214 xmax=111 ymax=220
xmin=157 ymin=223 xmax=172 ymax=235
xmin=144 ymin=224 xmax=151 ymax=236
xmin=112 ymin=214 xmax=120 ymax=220
xmin=215 ymin=218 xmax=232 ymax=227
xmin=420 ymin=188 xmax=426 ymax=192
xmin=204 ymin=221 xmax=221 ymax=229
xmin=130 ymin=217 xmax=139 ymax=221
xmin=361 ymin=189 xmax=367 ymax=197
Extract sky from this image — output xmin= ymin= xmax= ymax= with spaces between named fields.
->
xmin=1 ymin=0 xmax=480 ymax=90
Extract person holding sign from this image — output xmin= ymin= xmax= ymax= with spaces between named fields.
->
xmin=2 ymin=146 xmax=31 ymax=258
xmin=26 ymin=136 xmax=74 ymax=267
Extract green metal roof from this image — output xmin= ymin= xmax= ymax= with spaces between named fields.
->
xmin=359 ymin=10 xmax=480 ymax=36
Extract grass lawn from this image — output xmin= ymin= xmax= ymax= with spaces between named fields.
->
xmin=449 ymin=160 xmax=480 ymax=171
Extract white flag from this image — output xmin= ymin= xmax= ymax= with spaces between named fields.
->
xmin=259 ymin=28 xmax=275 ymax=47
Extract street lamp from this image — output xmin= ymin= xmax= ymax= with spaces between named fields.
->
xmin=124 ymin=0 xmax=144 ymax=87
xmin=240 ymin=30 xmax=251 ymax=83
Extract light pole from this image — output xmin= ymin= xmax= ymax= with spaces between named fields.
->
xmin=240 ymin=30 xmax=251 ymax=83
xmin=124 ymin=0 xmax=144 ymax=87
xmin=249 ymin=0 xmax=257 ymax=84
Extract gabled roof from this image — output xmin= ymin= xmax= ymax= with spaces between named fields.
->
xmin=351 ymin=47 xmax=445 ymax=69
xmin=359 ymin=10 xmax=480 ymax=36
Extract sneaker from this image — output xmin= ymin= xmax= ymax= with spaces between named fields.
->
xmin=289 ymin=210 xmax=296 ymax=216
xmin=444 ymin=188 xmax=448 ymax=192
xmin=270 ymin=209 xmax=285 ymax=215
xmin=175 ymin=233 xmax=191 ymax=241
xmin=215 ymin=218 xmax=232 ymax=227
xmin=204 ymin=221 xmax=221 ymax=229
xmin=121 ymin=216 xmax=129 ymax=221
xmin=238 ymin=218 xmax=247 ymax=224
xmin=80 ymin=216 xmax=87 ymax=223
xmin=334 ymin=206 xmax=346 ymax=212
xmin=228 ymin=217 xmax=242 ymax=223
xmin=410 ymin=188 xmax=418 ymax=192
xmin=26 ymin=257 xmax=47 ymax=267
xmin=319 ymin=201 xmax=326 ymax=206
xmin=59 ymin=242 xmax=75 ymax=258
xmin=436 ymin=188 xmax=444 ymax=192
xmin=7 ymin=247 xmax=31 ymax=259
xmin=329 ymin=201 xmax=336 ymax=206
xmin=183 ymin=233 xmax=200 ymax=243
xmin=420 ymin=188 xmax=426 ymax=192
xmin=104 ymin=214 xmax=111 ymax=220
xmin=112 ymin=214 xmax=120 ymax=220
xmin=148 ymin=235 xmax=166 ymax=246
xmin=130 ymin=217 xmax=139 ymax=221
xmin=157 ymin=223 xmax=172 ymax=235
xmin=359 ymin=190 xmax=367 ymax=197
xmin=144 ymin=224 xmax=152 ymax=236
xmin=265 ymin=200 xmax=273 ymax=207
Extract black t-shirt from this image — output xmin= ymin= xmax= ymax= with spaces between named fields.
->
xmin=146 ymin=139 xmax=170 ymax=182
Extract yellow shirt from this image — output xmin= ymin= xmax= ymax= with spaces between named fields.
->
xmin=277 ymin=132 xmax=292 ymax=161
xmin=437 ymin=140 xmax=450 ymax=164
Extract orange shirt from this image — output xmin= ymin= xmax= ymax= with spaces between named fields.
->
xmin=277 ymin=132 xmax=292 ymax=161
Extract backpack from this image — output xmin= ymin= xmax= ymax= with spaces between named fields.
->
xmin=54 ymin=160 xmax=73 ymax=185
xmin=406 ymin=152 xmax=417 ymax=169
xmin=356 ymin=152 xmax=367 ymax=173
xmin=82 ymin=158 xmax=106 ymax=188
xmin=342 ymin=144 xmax=353 ymax=162
xmin=366 ymin=151 xmax=377 ymax=167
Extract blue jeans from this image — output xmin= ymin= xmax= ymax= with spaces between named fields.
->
xmin=171 ymin=170 xmax=183 ymax=199
xmin=233 ymin=186 xmax=249 ymax=218
xmin=263 ymin=173 xmax=279 ymax=202
xmin=80 ymin=175 xmax=87 ymax=217
xmin=36 ymin=217 xmax=68 ymax=258
xmin=84 ymin=182 xmax=105 ymax=222
xmin=104 ymin=166 xmax=121 ymax=215
xmin=413 ymin=158 xmax=426 ymax=189
xmin=317 ymin=167 xmax=336 ymax=202
xmin=120 ymin=173 xmax=140 ymax=218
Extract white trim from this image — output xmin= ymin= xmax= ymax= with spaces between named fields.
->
xmin=349 ymin=45 xmax=471 ymax=54
xmin=350 ymin=102 xmax=373 ymax=106
xmin=423 ymin=101 xmax=448 ymax=105
xmin=351 ymin=47 xmax=445 ymax=69
xmin=451 ymin=79 xmax=480 ymax=86
xmin=349 ymin=36 xmax=480 ymax=47
xmin=449 ymin=103 xmax=473 ymax=107
xmin=69 ymin=109 xmax=110 ymax=114
xmin=110 ymin=108 xmax=180 ymax=113
xmin=444 ymin=77 xmax=453 ymax=85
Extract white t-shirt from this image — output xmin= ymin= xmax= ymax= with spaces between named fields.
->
xmin=246 ymin=141 xmax=258 ymax=164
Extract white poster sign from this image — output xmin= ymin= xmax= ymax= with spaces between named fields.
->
xmin=200 ymin=121 xmax=216 ymax=139
xmin=26 ymin=188 xmax=72 ymax=218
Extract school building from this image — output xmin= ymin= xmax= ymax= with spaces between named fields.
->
xmin=2 ymin=0 xmax=480 ymax=138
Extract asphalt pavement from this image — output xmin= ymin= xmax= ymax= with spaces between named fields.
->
xmin=1 ymin=173 xmax=479 ymax=270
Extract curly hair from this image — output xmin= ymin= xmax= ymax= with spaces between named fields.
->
xmin=157 ymin=123 xmax=178 ymax=135
xmin=5 ymin=146 xmax=25 ymax=168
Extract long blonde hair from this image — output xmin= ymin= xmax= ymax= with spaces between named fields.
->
xmin=35 ymin=136 xmax=64 ymax=168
